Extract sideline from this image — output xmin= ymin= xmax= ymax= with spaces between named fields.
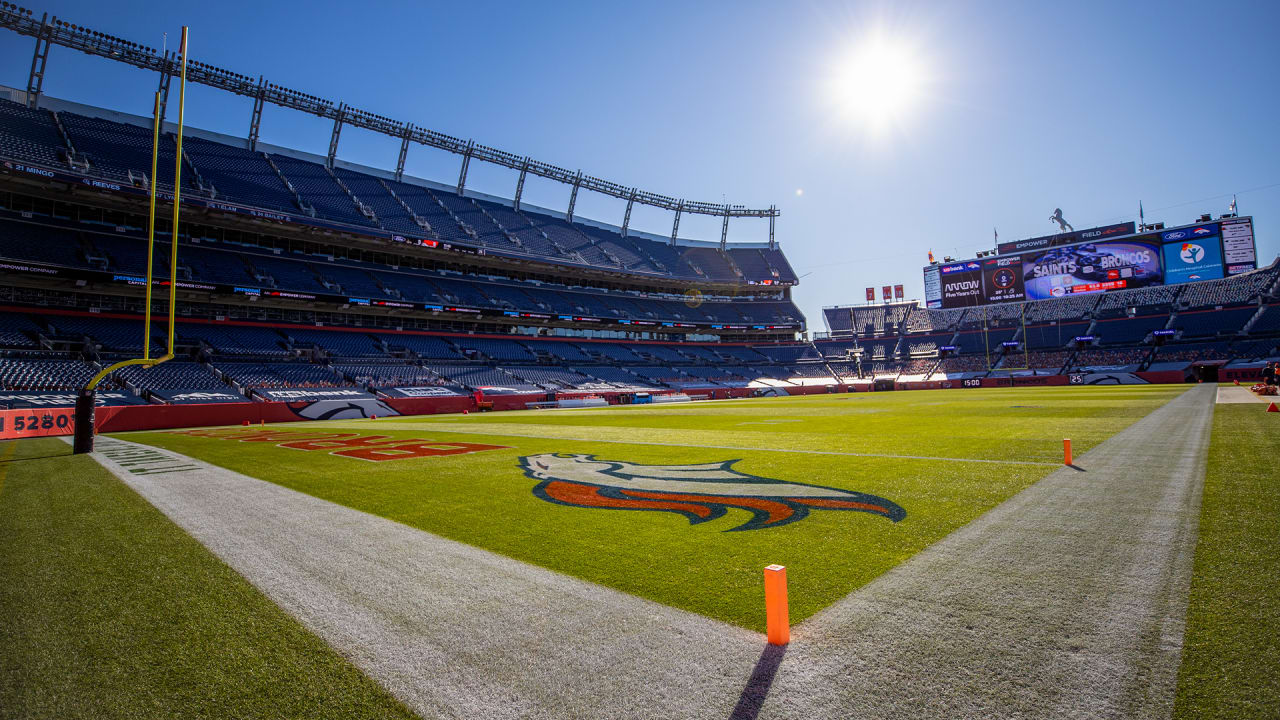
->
xmin=759 ymin=384 xmax=1214 ymax=719
xmin=81 ymin=435 xmax=763 ymax=720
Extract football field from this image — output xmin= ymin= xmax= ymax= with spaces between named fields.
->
xmin=4 ymin=384 xmax=1276 ymax=719
xmin=125 ymin=385 xmax=1181 ymax=630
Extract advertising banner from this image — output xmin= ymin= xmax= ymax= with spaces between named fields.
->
xmin=996 ymin=221 xmax=1135 ymax=256
xmin=1022 ymin=240 xmax=1161 ymax=300
xmin=255 ymin=388 xmax=381 ymax=402
xmin=152 ymin=389 xmax=247 ymax=404
xmin=981 ymin=255 xmax=1026 ymax=303
xmin=0 ymin=407 xmax=76 ymax=439
xmin=1162 ymin=236 xmax=1224 ymax=284
xmin=938 ymin=261 xmax=984 ymax=308
xmin=0 ymin=391 xmax=143 ymax=408
xmin=380 ymin=386 xmax=468 ymax=398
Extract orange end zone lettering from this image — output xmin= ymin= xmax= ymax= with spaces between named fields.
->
xmin=333 ymin=441 xmax=512 ymax=462
xmin=278 ymin=435 xmax=407 ymax=451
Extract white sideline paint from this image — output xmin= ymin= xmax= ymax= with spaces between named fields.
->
xmin=81 ymin=435 xmax=762 ymax=720
xmin=759 ymin=385 xmax=1214 ymax=719
xmin=1215 ymin=385 xmax=1269 ymax=403
xmin=83 ymin=385 xmax=1212 ymax=719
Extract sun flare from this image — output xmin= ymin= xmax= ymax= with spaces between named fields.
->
xmin=828 ymin=32 xmax=928 ymax=132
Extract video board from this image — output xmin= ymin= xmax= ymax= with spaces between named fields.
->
xmin=924 ymin=217 xmax=1255 ymax=309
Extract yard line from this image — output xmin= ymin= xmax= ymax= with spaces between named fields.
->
xmin=317 ymin=422 xmax=1062 ymax=466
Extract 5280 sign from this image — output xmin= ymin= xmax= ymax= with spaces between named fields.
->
xmin=0 ymin=408 xmax=76 ymax=440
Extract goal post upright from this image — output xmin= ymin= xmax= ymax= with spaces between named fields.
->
xmin=74 ymin=27 xmax=189 ymax=454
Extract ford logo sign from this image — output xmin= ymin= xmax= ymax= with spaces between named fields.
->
xmin=1165 ymin=231 xmax=1187 ymax=240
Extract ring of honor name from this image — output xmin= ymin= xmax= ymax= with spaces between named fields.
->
xmin=520 ymin=453 xmax=906 ymax=531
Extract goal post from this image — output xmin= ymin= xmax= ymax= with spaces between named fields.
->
xmin=74 ymin=28 xmax=189 ymax=453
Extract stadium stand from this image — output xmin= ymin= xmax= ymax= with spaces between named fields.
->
xmin=0 ymin=356 xmax=111 ymax=390
xmin=3 ymin=74 xmax=1277 ymax=408
xmin=0 ymin=98 xmax=69 ymax=168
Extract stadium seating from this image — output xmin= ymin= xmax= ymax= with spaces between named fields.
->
xmin=1174 ymin=307 xmax=1257 ymax=337
xmin=115 ymin=361 xmax=228 ymax=391
xmin=178 ymin=324 xmax=291 ymax=358
xmin=1070 ymin=347 xmax=1149 ymax=369
xmin=0 ymin=356 xmax=109 ymax=390
xmin=183 ymin=136 xmax=298 ymax=212
xmin=271 ymin=154 xmax=376 ymax=227
xmin=1021 ymin=321 xmax=1090 ymax=350
xmin=1094 ymin=315 xmax=1170 ymax=345
xmin=427 ymin=364 xmax=538 ymax=391
xmin=331 ymin=362 xmax=441 ymax=388
xmin=216 ymin=361 xmax=348 ymax=389
xmin=0 ymin=220 xmax=90 ymax=268
xmin=0 ymin=98 xmax=70 ymax=168
xmin=58 ymin=112 xmax=197 ymax=191
xmin=285 ymin=328 xmax=384 ymax=357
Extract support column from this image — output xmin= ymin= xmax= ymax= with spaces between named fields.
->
xmin=670 ymin=201 xmax=684 ymax=246
xmin=513 ymin=157 xmax=530 ymax=211
xmin=720 ymin=206 xmax=731 ymax=251
xmin=155 ymin=50 xmax=173 ymax=123
xmin=25 ymin=13 xmax=51 ymax=109
xmin=456 ymin=140 xmax=474 ymax=195
xmin=394 ymin=123 xmax=413 ymax=182
xmin=326 ymin=103 xmax=345 ymax=169
xmin=566 ymin=170 xmax=583 ymax=222
xmin=621 ymin=188 xmax=637 ymax=237
xmin=248 ymin=76 xmax=266 ymax=151
xmin=769 ymin=205 xmax=776 ymax=250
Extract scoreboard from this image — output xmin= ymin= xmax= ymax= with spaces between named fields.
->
xmin=924 ymin=217 xmax=1256 ymax=309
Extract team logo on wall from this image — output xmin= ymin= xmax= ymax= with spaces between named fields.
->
xmin=287 ymin=398 xmax=400 ymax=420
xmin=519 ymin=453 xmax=905 ymax=531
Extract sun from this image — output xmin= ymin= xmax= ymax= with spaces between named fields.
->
xmin=828 ymin=31 xmax=928 ymax=132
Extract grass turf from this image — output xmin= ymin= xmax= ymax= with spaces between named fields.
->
xmin=0 ymin=437 xmax=418 ymax=720
xmin=126 ymin=384 xmax=1185 ymax=632
xmin=1173 ymin=403 xmax=1280 ymax=718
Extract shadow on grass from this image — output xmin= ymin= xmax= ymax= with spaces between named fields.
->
xmin=729 ymin=643 xmax=787 ymax=720
xmin=0 ymin=452 xmax=72 ymax=464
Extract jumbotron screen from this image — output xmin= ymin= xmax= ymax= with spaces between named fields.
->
xmin=923 ymin=217 xmax=1256 ymax=309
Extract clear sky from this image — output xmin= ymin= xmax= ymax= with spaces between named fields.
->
xmin=2 ymin=0 xmax=1277 ymax=332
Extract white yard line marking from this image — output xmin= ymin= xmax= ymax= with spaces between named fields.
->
xmin=82 ymin=436 xmax=762 ymax=720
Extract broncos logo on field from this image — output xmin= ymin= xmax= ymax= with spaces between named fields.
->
xmin=519 ymin=453 xmax=905 ymax=531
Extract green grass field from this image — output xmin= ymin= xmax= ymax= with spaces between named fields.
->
xmin=1174 ymin=402 xmax=1280 ymax=719
xmin=4 ymin=384 xmax=1276 ymax=717
xmin=0 ymin=437 xmax=416 ymax=720
xmin=125 ymin=385 xmax=1185 ymax=631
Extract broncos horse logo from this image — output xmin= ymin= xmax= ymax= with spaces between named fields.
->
xmin=519 ymin=453 xmax=905 ymax=531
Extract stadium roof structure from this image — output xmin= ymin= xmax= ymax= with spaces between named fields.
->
xmin=0 ymin=3 xmax=780 ymax=250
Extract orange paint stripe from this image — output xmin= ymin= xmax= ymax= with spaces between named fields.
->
xmin=545 ymin=481 xmax=714 ymax=518
xmin=619 ymin=489 xmax=794 ymax=525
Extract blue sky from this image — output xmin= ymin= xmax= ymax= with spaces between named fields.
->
xmin=2 ymin=0 xmax=1277 ymax=331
